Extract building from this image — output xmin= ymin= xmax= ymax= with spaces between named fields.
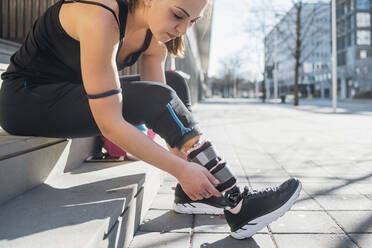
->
xmin=264 ymin=2 xmax=331 ymax=99
xmin=336 ymin=0 xmax=372 ymax=98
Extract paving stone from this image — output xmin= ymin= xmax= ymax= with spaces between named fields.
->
xmin=319 ymin=163 xmax=368 ymax=176
xmin=313 ymin=194 xmax=372 ymax=210
xmin=150 ymin=194 xmax=175 ymax=210
xmin=328 ymin=211 xmax=372 ymax=233
xmin=274 ymin=234 xmax=358 ymax=248
xmin=355 ymin=161 xmax=372 ymax=174
xmin=349 ymin=234 xmax=372 ymax=248
xmin=302 ymin=182 xmax=361 ymax=195
xmin=291 ymin=192 xmax=322 ymax=211
xmin=238 ymin=160 xmax=281 ymax=170
xmin=285 ymin=166 xmax=330 ymax=176
xmin=269 ymin=211 xmax=344 ymax=234
xmin=248 ymin=176 xmax=291 ymax=183
xmin=193 ymin=215 xmax=269 ymax=234
xmin=193 ymin=215 xmax=230 ymax=233
xmin=354 ymin=184 xmax=372 ymax=195
xmin=138 ymin=210 xmax=192 ymax=233
xmin=250 ymin=181 xmax=289 ymax=188
xmin=335 ymin=174 xmax=372 ymax=182
xmin=129 ymin=232 xmax=190 ymax=248
xmin=290 ymin=175 xmax=346 ymax=183
xmin=245 ymin=168 xmax=289 ymax=180
xmin=192 ymin=233 xmax=275 ymax=248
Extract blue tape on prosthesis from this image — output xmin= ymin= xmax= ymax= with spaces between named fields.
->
xmin=166 ymin=103 xmax=191 ymax=136
xmin=136 ymin=124 xmax=148 ymax=131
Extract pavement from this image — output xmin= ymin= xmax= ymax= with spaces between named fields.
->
xmin=129 ymin=98 xmax=372 ymax=248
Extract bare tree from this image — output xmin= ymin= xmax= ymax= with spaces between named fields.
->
xmin=217 ymin=53 xmax=247 ymax=98
xmin=281 ymin=1 xmax=329 ymax=106
xmin=244 ymin=0 xmax=330 ymax=106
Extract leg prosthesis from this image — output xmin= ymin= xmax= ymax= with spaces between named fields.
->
xmin=186 ymin=140 xmax=243 ymax=208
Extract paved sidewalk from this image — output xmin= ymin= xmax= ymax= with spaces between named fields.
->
xmin=129 ymin=98 xmax=372 ymax=248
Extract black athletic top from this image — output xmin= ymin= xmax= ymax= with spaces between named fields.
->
xmin=1 ymin=0 xmax=153 ymax=84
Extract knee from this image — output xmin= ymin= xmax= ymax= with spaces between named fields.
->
xmin=165 ymin=71 xmax=192 ymax=111
xmin=122 ymin=81 xmax=178 ymax=123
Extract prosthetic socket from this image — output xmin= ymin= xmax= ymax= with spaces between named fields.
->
xmin=187 ymin=141 xmax=242 ymax=208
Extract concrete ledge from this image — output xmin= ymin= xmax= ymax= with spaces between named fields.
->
xmin=0 ymin=132 xmax=100 ymax=205
xmin=0 ymin=140 xmax=69 ymax=205
xmin=0 ymin=159 xmax=162 ymax=248
xmin=0 ymin=38 xmax=20 ymax=64
xmin=0 ymin=131 xmax=66 ymax=161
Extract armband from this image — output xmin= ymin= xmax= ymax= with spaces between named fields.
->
xmin=86 ymin=88 xmax=122 ymax=99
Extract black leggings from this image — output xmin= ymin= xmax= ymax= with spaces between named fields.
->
xmin=0 ymin=71 xmax=200 ymax=148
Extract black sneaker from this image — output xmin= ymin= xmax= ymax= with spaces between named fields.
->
xmin=225 ymin=178 xmax=302 ymax=239
xmin=173 ymin=184 xmax=228 ymax=215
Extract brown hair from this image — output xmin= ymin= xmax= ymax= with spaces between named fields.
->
xmin=127 ymin=0 xmax=185 ymax=58
xmin=127 ymin=0 xmax=213 ymax=58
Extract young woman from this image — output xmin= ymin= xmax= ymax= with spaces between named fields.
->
xmin=0 ymin=0 xmax=302 ymax=239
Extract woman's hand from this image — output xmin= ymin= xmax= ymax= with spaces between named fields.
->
xmin=177 ymin=161 xmax=222 ymax=201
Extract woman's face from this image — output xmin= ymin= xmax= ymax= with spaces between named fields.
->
xmin=146 ymin=0 xmax=208 ymax=43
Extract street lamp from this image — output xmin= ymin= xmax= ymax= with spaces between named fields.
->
xmin=331 ymin=0 xmax=338 ymax=112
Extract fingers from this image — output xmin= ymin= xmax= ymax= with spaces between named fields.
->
xmin=202 ymin=190 xmax=213 ymax=199
xmin=206 ymin=171 xmax=220 ymax=186
xmin=207 ymin=183 xmax=221 ymax=197
xmin=204 ymin=171 xmax=222 ymax=197
xmin=188 ymin=192 xmax=202 ymax=201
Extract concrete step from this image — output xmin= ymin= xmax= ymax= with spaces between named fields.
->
xmin=0 ymin=131 xmax=100 ymax=205
xmin=0 ymin=38 xmax=20 ymax=64
xmin=0 ymin=159 xmax=163 ymax=248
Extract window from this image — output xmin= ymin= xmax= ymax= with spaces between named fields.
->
xmin=347 ymin=15 xmax=352 ymax=29
xmin=303 ymin=63 xmax=313 ymax=73
xmin=357 ymin=30 xmax=371 ymax=45
xmin=356 ymin=0 xmax=370 ymax=10
xmin=347 ymin=35 xmax=352 ymax=46
xmin=356 ymin=13 xmax=370 ymax=27
xmin=360 ymin=50 xmax=368 ymax=58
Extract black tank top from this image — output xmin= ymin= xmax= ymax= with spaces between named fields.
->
xmin=1 ymin=0 xmax=153 ymax=84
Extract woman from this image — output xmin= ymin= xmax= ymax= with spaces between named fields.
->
xmin=0 ymin=0 xmax=301 ymax=239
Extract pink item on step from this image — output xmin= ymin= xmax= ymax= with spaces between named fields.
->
xmin=100 ymin=136 xmax=127 ymax=157
xmin=101 ymin=129 xmax=157 ymax=157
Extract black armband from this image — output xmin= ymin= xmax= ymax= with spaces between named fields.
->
xmin=86 ymin=88 xmax=122 ymax=99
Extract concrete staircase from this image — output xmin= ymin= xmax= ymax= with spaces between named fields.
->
xmin=0 ymin=39 xmax=164 ymax=248
xmin=0 ymin=135 xmax=163 ymax=248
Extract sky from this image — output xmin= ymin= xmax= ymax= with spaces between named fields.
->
xmin=208 ymin=0 xmax=294 ymax=80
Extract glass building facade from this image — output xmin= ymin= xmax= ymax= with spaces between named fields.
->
xmin=264 ymin=3 xmax=331 ymax=99
xmin=337 ymin=0 xmax=372 ymax=98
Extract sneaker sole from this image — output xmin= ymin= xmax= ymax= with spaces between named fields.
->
xmin=231 ymin=181 xmax=302 ymax=239
xmin=173 ymin=202 xmax=224 ymax=215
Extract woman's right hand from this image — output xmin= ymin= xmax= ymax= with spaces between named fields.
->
xmin=177 ymin=161 xmax=222 ymax=201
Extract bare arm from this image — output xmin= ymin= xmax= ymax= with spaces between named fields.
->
xmin=141 ymin=41 xmax=188 ymax=160
xmin=140 ymin=39 xmax=167 ymax=83
xmin=77 ymin=9 xmax=219 ymax=200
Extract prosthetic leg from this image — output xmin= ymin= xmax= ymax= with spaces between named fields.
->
xmin=182 ymin=138 xmax=302 ymax=240
xmin=186 ymin=140 xmax=243 ymax=208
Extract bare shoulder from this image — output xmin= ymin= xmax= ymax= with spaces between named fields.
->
xmin=60 ymin=0 xmax=120 ymax=42
xmin=142 ymin=36 xmax=168 ymax=60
